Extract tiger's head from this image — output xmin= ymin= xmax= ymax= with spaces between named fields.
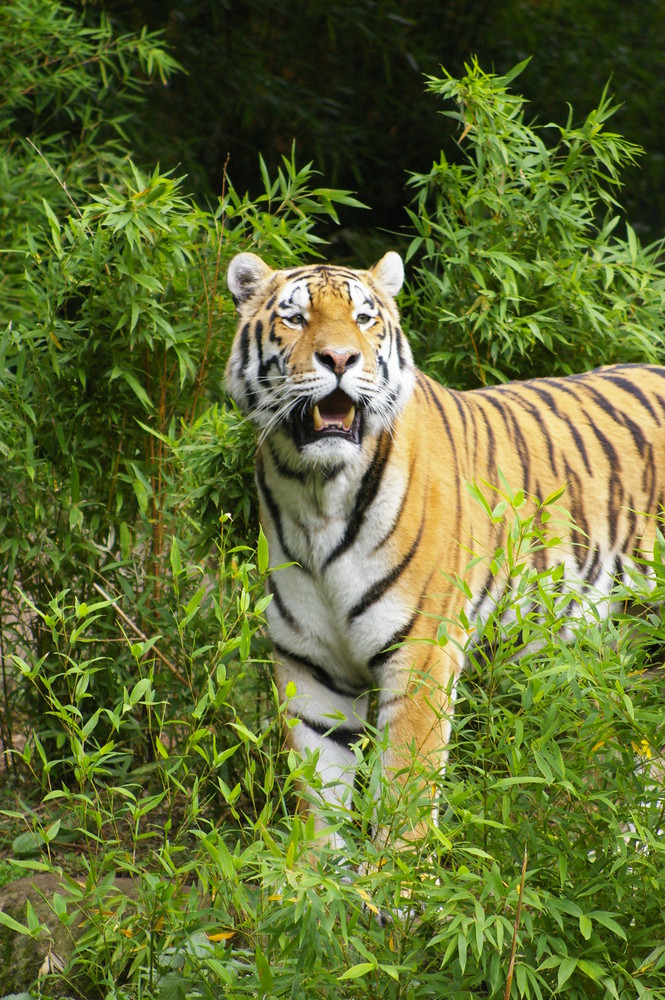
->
xmin=225 ymin=252 xmax=414 ymax=468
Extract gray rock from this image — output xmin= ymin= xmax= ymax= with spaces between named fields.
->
xmin=0 ymin=873 xmax=139 ymax=998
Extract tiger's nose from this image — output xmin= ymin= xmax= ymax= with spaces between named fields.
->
xmin=315 ymin=349 xmax=361 ymax=376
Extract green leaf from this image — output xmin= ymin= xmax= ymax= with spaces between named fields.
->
xmin=589 ymin=911 xmax=627 ymax=940
xmin=338 ymin=962 xmax=376 ymax=980
xmin=500 ymin=56 xmax=532 ymax=85
xmin=557 ymin=957 xmax=578 ymax=989
xmin=25 ymin=898 xmax=41 ymax=933
xmin=129 ymin=677 xmax=152 ymax=704
xmin=579 ymin=913 xmax=592 ymax=940
xmin=457 ymin=931 xmax=468 ymax=973
xmin=11 ymin=831 xmax=43 ymax=856
xmin=255 ymin=945 xmax=274 ymax=991
xmin=577 ymin=958 xmax=607 ymax=983
xmin=110 ymin=366 xmax=153 ymax=410
xmin=0 ymin=909 xmax=32 ymax=936
xmin=132 ymin=271 xmax=163 ymax=292
xmin=257 ymin=525 xmax=269 ymax=575
xmin=170 ymin=536 xmax=182 ymax=577
xmin=184 ymin=587 xmax=206 ymax=617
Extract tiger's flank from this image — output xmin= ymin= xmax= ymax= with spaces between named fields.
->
xmin=225 ymin=251 xmax=665 ymax=847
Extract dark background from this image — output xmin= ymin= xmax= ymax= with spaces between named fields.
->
xmin=100 ymin=0 xmax=665 ymax=246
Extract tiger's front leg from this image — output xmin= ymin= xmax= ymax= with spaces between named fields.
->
xmin=275 ymin=658 xmax=369 ymax=852
xmin=373 ymin=640 xmax=463 ymax=847
xmin=278 ymin=638 xmax=462 ymax=855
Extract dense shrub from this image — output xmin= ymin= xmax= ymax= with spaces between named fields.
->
xmin=0 ymin=0 xmax=361 ymax=762
xmin=1 ymin=9 xmax=665 ymax=997
xmin=404 ymin=59 xmax=665 ymax=388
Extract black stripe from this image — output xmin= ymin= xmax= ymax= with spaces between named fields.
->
xmin=267 ymin=441 xmax=305 ymax=482
xmin=323 ymin=432 xmax=393 ymax=568
xmin=238 ymin=377 xmax=259 ymax=413
xmin=368 ymin=608 xmax=420 ymax=673
xmin=447 ymin=385 xmax=468 ymax=435
xmin=371 ymin=454 xmax=415 ymax=553
xmin=613 ymin=554 xmax=624 ymax=585
xmin=349 ymin=514 xmax=425 ymax=621
xmin=652 ymin=393 xmax=665 ymax=421
xmin=255 ymin=318 xmax=283 ymax=379
xmin=268 ymin=579 xmax=300 ymax=631
xmin=583 ymin=547 xmax=602 ymax=587
xmin=523 ymin=384 xmax=592 ymax=475
xmin=418 ymin=376 xmax=464 ymax=530
xmin=599 ymin=374 xmax=661 ymax=424
xmin=274 ymin=642 xmax=365 ymax=697
xmin=367 ymin=566 xmax=436 ymax=673
xmin=501 ymin=388 xmax=558 ymax=475
xmin=643 ymin=446 xmax=656 ymax=509
xmin=582 ymin=385 xmax=648 ymax=457
xmin=581 ymin=408 xmax=618 ymax=469
xmin=238 ymin=322 xmax=251 ymax=368
xmin=254 ymin=319 xmax=264 ymax=367
xmin=469 ymin=563 xmax=497 ymax=619
xmin=562 ymin=459 xmax=589 ymax=545
xmin=618 ymin=502 xmax=638 ymax=558
xmin=268 ymin=314 xmax=284 ymax=345
xmin=476 ymin=406 xmax=497 ymax=480
xmin=233 ymin=321 xmax=260 ymax=411
xmin=465 ymin=393 xmax=481 ymax=467
xmin=298 ymin=716 xmax=364 ymax=748
xmin=395 ymin=324 xmax=408 ymax=368
xmin=480 ymin=392 xmax=532 ymax=494
xmin=284 ymin=264 xmax=360 ymax=285
xmin=376 ymin=692 xmax=407 ymax=710
xmin=256 ymin=458 xmax=301 ymax=567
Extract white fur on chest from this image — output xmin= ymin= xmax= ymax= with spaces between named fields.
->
xmin=260 ymin=444 xmax=411 ymax=686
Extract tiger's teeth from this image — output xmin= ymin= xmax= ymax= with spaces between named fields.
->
xmin=312 ymin=404 xmax=323 ymax=430
xmin=342 ymin=405 xmax=356 ymax=430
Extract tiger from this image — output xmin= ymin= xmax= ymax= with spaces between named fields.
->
xmin=225 ymin=249 xmax=665 ymax=848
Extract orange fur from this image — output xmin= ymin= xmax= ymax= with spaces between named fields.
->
xmin=226 ymin=251 xmax=665 ymax=846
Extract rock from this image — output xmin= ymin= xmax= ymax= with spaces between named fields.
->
xmin=0 ymin=873 xmax=139 ymax=998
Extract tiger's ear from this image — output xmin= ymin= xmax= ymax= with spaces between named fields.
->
xmin=227 ymin=252 xmax=273 ymax=304
xmin=370 ymin=251 xmax=404 ymax=297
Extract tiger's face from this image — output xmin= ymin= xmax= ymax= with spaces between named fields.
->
xmin=226 ymin=252 xmax=414 ymax=467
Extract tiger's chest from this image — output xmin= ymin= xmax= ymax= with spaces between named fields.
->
xmin=257 ymin=446 xmax=410 ymax=687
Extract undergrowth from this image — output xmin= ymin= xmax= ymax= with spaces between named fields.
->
xmin=2 ymin=8 xmax=665 ymax=997
xmin=2 ymin=502 xmax=665 ymax=999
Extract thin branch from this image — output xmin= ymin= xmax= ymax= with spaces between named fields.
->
xmin=25 ymin=138 xmax=83 ymax=219
xmin=93 ymin=582 xmax=186 ymax=684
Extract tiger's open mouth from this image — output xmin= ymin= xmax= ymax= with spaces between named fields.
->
xmin=291 ymin=389 xmax=362 ymax=448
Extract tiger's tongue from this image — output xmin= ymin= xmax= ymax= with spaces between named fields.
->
xmin=312 ymin=390 xmax=356 ymax=430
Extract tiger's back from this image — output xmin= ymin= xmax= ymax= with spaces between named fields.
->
xmin=423 ymin=365 xmax=665 ymax=612
xmin=225 ymin=250 xmax=665 ymax=844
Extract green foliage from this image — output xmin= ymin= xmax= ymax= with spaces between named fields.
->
xmin=0 ymin=0 xmax=179 ymax=329
xmin=0 ymin=1 xmax=361 ymax=778
xmin=108 ymin=1 xmax=665 ymax=244
xmin=404 ymin=59 xmax=665 ymax=387
xmin=3 ymin=512 xmax=665 ymax=999
xmin=474 ymin=0 xmax=665 ymax=242
xmin=2 ymin=15 xmax=665 ymax=998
